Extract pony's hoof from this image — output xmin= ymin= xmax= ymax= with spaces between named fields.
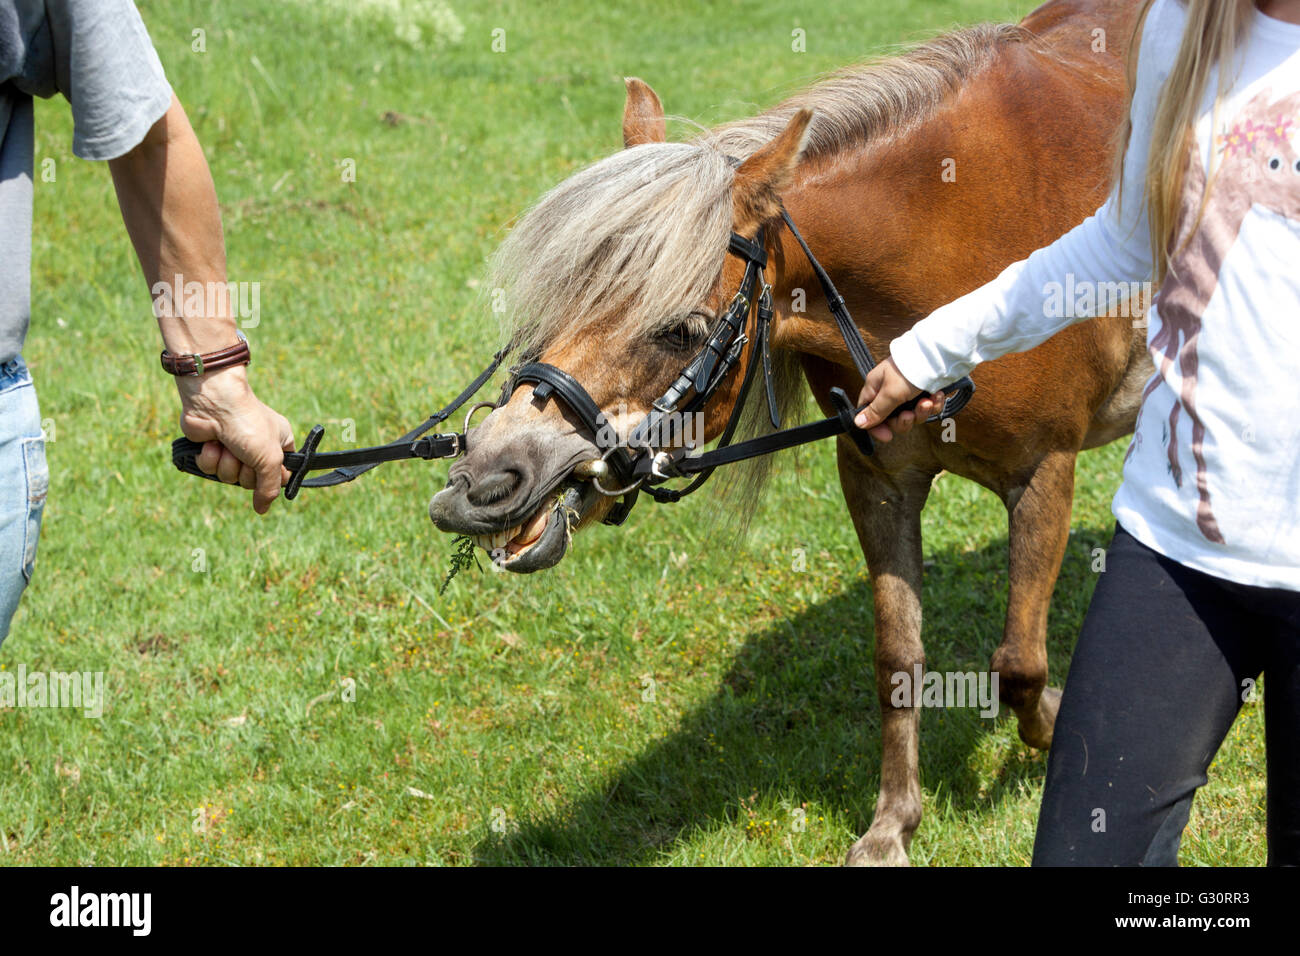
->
xmin=1017 ymin=686 xmax=1062 ymax=750
xmin=844 ymin=834 xmax=911 ymax=867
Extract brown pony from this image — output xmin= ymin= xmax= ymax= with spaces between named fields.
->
xmin=430 ymin=0 xmax=1150 ymax=864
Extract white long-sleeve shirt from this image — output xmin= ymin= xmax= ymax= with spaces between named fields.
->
xmin=890 ymin=0 xmax=1300 ymax=590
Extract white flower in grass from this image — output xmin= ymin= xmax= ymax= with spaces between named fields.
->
xmin=300 ymin=0 xmax=465 ymax=51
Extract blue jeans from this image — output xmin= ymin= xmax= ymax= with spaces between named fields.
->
xmin=0 ymin=356 xmax=47 ymax=646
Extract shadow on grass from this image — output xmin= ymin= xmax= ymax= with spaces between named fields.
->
xmin=474 ymin=523 xmax=1112 ymax=865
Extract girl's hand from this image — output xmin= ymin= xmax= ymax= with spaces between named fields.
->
xmin=852 ymin=358 xmax=944 ymax=442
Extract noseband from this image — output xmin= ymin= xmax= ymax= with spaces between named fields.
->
xmin=173 ymin=207 xmax=975 ymax=524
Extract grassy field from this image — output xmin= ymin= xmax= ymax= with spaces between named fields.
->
xmin=4 ymin=0 xmax=1266 ymax=866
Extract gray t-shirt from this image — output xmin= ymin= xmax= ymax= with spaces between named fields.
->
xmin=0 ymin=0 xmax=172 ymax=363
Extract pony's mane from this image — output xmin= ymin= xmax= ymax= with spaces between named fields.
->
xmin=486 ymin=21 xmax=1031 ymax=534
xmin=489 ymin=142 xmax=736 ymax=359
xmin=706 ymin=23 xmax=1030 ymax=161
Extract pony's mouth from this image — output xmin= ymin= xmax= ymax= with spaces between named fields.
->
xmin=469 ymin=482 xmax=592 ymax=573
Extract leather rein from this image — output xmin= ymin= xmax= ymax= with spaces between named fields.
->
xmin=172 ymin=206 xmax=975 ymax=523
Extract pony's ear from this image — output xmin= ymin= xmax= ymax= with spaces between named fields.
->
xmin=623 ymin=77 xmax=666 ymax=147
xmin=732 ymin=108 xmax=814 ymax=233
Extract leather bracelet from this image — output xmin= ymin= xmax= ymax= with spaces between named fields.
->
xmin=161 ymin=331 xmax=251 ymax=376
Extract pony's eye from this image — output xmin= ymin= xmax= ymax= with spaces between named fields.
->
xmin=655 ymin=312 xmax=711 ymax=350
xmin=1268 ymin=155 xmax=1283 ymax=172
xmin=1293 ymin=158 xmax=1300 ymax=175
xmin=657 ymin=323 xmax=694 ymax=350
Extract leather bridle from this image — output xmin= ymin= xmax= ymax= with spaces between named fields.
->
xmin=173 ymin=206 xmax=975 ymax=524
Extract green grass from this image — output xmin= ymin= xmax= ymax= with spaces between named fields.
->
xmin=4 ymin=0 xmax=1265 ymax=866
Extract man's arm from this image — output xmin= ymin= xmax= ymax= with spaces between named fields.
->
xmin=109 ymin=94 xmax=293 ymax=514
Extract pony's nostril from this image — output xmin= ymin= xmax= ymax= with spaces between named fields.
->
xmin=441 ymin=471 xmax=469 ymax=493
xmin=467 ymin=469 xmax=522 ymax=507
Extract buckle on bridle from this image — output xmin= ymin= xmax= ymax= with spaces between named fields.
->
xmin=724 ymin=333 xmax=748 ymax=364
xmin=649 ymin=445 xmax=693 ymax=480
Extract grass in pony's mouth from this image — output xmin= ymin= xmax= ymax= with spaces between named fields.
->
xmin=439 ymin=534 xmax=483 ymax=594
xmin=439 ymin=488 xmax=578 ymax=592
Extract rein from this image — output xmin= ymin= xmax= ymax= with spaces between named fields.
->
xmin=172 ymin=207 xmax=975 ymax=519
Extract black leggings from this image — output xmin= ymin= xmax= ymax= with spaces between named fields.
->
xmin=1032 ymin=523 xmax=1300 ymax=866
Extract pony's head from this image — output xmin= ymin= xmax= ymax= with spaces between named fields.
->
xmin=428 ymin=79 xmax=811 ymax=571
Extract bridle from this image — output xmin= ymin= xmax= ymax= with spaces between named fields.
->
xmin=173 ymin=206 xmax=975 ymax=523
xmin=173 ymin=206 xmax=976 ymax=515
xmin=495 ymin=205 xmax=976 ymax=525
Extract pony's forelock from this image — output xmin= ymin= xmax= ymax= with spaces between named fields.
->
xmin=489 ymin=142 xmax=735 ymax=357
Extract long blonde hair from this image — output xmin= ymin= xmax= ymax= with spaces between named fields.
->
xmin=1118 ymin=0 xmax=1255 ymax=284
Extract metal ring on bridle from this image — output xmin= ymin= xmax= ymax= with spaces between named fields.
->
xmin=462 ymin=401 xmax=498 ymax=437
xmin=589 ymin=442 xmax=646 ymax=498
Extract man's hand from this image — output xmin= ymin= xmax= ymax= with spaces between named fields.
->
xmin=108 ymin=94 xmax=294 ymax=514
xmin=852 ymin=357 xmax=945 ymax=442
xmin=176 ymin=367 xmax=294 ymax=514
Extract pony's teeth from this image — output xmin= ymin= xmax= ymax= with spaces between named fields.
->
xmin=486 ymin=526 xmax=522 ymax=550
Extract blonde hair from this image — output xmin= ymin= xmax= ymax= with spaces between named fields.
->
xmin=1118 ymin=0 xmax=1255 ymax=284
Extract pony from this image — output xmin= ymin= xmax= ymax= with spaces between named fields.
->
xmin=430 ymin=0 xmax=1150 ymax=864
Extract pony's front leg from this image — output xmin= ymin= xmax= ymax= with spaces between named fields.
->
xmin=835 ymin=438 xmax=935 ymax=867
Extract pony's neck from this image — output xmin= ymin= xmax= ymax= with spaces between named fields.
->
xmin=763 ymin=150 xmax=913 ymax=376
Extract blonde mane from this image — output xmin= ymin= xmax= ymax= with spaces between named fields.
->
xmin=489 ymin=142 xmax=736 ymax=358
